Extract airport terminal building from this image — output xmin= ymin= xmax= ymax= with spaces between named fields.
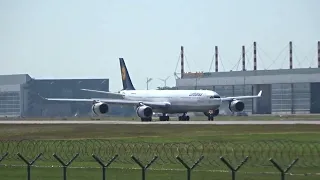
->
xmin=0 ymin=74 xmax=134 ymax=118
xmin=176 ymin=68 xmax=320 ymax=115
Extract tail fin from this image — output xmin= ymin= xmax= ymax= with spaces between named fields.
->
xmin=119 ymin=58 xmax=136 ymax=90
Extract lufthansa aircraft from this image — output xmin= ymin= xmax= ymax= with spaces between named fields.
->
xmin=45 ymin=58 xmax=262 ymax=121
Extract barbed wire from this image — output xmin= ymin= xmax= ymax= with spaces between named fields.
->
xmin=0 ymin=139 xmax=319 ymax=168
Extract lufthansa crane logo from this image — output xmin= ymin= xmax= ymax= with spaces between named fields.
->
xmin=121 ymin=67 xmax=126 ymax=81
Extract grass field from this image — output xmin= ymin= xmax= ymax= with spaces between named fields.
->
xmin=0 ymin=123 xmax=320 ymax=180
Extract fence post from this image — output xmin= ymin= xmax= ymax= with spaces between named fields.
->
xmin=92 ymin=154 xmax=118 ymax=180
xmin=220 ymin=156 xmax=249 ymax=180
xmin=131 ymin=155 xmax=158 ymax=180
xmin=17 ymin=153 xmax=43 ymax=180
xmin=269 ymin=158 xmax=299 ymax=180
xmin=0 ymin=152 xmax=8 ymax=163
xmin=176 ymin=155 xmax=204 ymax=180
xmin=53 ymin=153 xmax=79 ymax=180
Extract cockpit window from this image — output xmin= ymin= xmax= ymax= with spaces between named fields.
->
xmin=210 ymin=95 xmax=220 ymax=99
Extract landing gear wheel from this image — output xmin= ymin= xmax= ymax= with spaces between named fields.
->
xmin=141 ymin=117 xmax=152 ymax=122
xmin=159 ymin=115 xmax=169 ymax=121
xmin=207 ymin=115 xmax=214 ymax=121
xmin=178 ymin=114 xmax=190 ymax=121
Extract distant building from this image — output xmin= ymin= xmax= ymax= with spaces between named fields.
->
xmin=176 ymin=68 xmax=320 ymax=115
xmin=0 ymin=74 xmax=134 ymax=118
xmin=0 ymin=74 xmax=30 ymax=117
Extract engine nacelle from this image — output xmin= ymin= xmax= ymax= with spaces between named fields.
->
xmin=92 ymin=102 xmax=109 ymax=116
xmin=136 ymin=105 xmax=153 ymax=118
xmin=229 ymin=100 xmax=245 ymax=112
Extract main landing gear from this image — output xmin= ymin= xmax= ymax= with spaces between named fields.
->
xmin=140 ymin=114 xmax=169 ymax=122
xmin=159 ymin=114 xmax=169 ymax=121
xmin=140 ymin=117 xmax=152 ymax=122
xmin=140 ymin=113 xmax=189 ymax=122
xmin=178 ymin=113 xmax=190 ymax=121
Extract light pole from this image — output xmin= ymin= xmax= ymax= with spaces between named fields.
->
xmin=146 ymin=77 xmax=153 ymax=90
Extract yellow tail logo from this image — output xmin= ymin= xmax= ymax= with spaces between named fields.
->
xmin=121 ymin=67 xmax=126 ymax=81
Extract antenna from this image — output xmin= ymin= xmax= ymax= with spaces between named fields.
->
xmin=289 ymin=41 xmax=293 ymax=69
xmin=181 ymin=46 xmax=184 ymax=78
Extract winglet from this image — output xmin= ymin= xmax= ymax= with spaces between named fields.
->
xmin=38 ymin=93 xmax=47 ymax=100
xmin=258 ymin=90 xmax=262 ymax=97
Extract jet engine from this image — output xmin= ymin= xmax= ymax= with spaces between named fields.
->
xmin=92 ymin=102 xmax=109 ymax=116
xmin=136 ymin=105 xmax=153 ymax=118
xmin=229 ymin=100 xmax=245 ymax=112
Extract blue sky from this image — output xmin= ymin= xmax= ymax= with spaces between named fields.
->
xmin=1 ymin=0 xmax=320 ymax=91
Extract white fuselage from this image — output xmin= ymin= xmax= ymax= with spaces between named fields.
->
xmin=119 ymin=89 xmax=222 ymax=114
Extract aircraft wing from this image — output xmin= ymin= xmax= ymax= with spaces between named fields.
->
xmin=44 ymin=97 xmax=171 ymax=108
xmin=220 ymin=90 xmax=262 ymax=101
xmin=80 ymin=89 xmax=124 ymax=96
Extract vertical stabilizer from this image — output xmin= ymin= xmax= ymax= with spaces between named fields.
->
xmin=119 ymin=58 xmax=136 ymax=90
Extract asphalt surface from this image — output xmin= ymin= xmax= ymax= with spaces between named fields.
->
xmin=0 ymin=120 xmax=320 ymax=125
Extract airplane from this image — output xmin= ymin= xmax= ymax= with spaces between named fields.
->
xmin=44 ymin=58 xmax=263 ymax=122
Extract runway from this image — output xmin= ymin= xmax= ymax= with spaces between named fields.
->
xmin=0 ymin=120 xmax=320 ymax=125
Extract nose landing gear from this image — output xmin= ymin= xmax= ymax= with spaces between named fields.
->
xmin=205 ymin=109 xmax=219 ymax=121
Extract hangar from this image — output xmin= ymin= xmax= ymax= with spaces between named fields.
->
xmin=175 ymin=41 xmax=320 ymax=115
xmin=0 ymin=74 xmax=134 ymax=118
xmin=176 ymin=68 xmax=320 ymax=114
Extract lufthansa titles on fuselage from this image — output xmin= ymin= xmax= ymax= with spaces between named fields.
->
xmin=189 ymin=93 xmax=203 ymax=96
